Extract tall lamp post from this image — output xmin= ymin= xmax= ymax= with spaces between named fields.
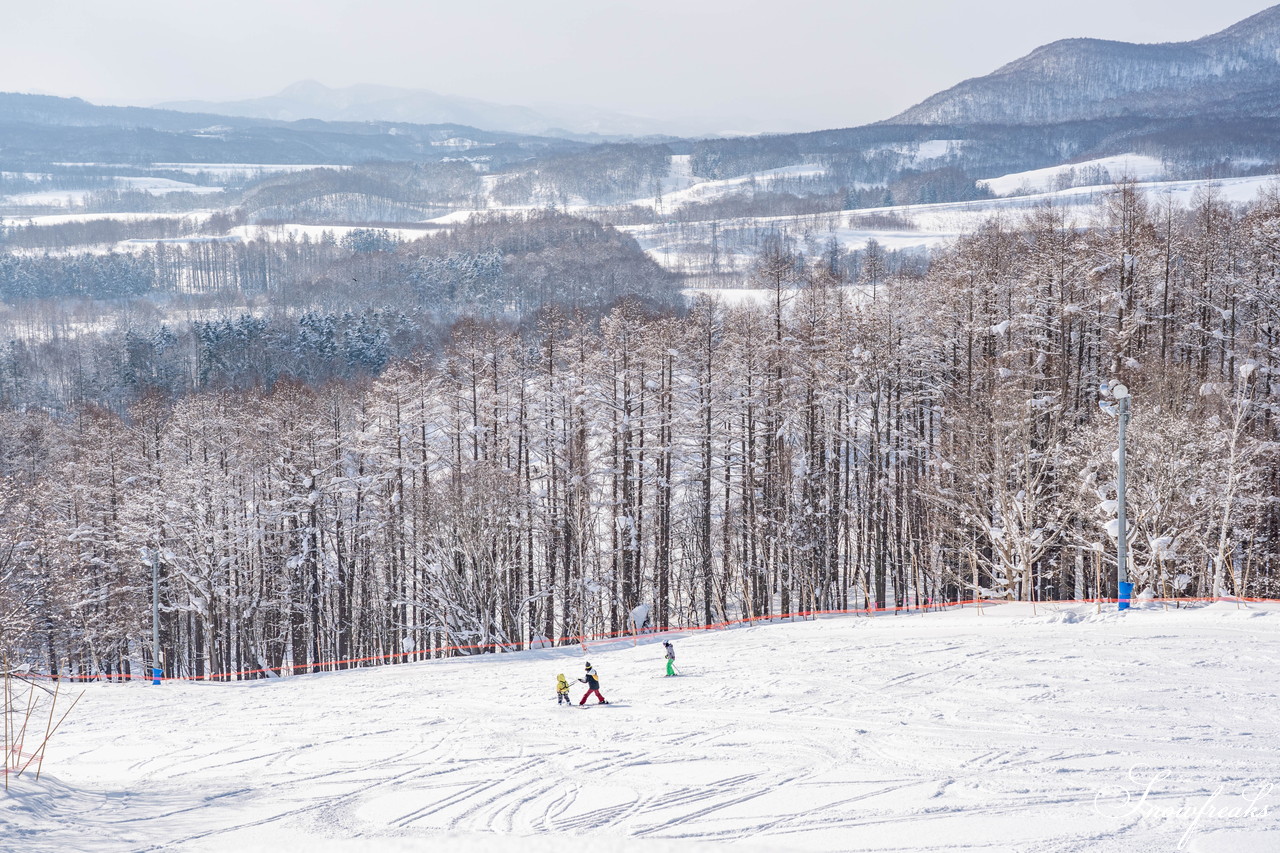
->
xmin=1099 ymin=381 xmax=1133 ymax=610
xmin=152 ymin=548 xmax=160 ymax=685
xmin=142 ymin=546 xmax=161 ymax=684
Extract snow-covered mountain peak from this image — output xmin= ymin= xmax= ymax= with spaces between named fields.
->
xmin=885 ymin=4 xmax=1280 ymax=126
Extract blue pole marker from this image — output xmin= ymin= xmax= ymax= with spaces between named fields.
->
xmin=152 ymin=667 xmax=162 ymax=686
xmin=1118 ymin=581 xmax=1134 ymax=611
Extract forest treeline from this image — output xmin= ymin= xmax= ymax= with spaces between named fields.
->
xmin=0 ymin=181 xmax=1278 ymax=680
xmin=0 ymin=213 xmax=680 ymax=410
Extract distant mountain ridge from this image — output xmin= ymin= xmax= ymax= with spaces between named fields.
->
xmin=156 ymin=81 xmax=717 ymax=140
xmin=885 ymin=5 xmax=1280 ymax=125
xmin=6 ymin=8 xmax=1280 ymax=209
xmin=0 ymin=91 xmax=585 ymax=168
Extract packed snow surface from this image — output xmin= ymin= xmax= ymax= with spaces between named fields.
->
xmin=4 ymin=601 xmax=1279 ymax=852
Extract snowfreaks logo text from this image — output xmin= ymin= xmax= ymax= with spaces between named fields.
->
xmin=1093 ymin=766 xmax=1274 ymax=849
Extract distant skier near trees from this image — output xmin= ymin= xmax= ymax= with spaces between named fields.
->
xmin=556 ymin=673 xmax=572 ymax=706
xmin=579 ymin=662 xmax=608 ymax=705
xmin=663 ymin=640 xmax=677 ymax=677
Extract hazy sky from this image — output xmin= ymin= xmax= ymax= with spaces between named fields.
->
xmin=3 ymin=0 xmax=1274 ymax=132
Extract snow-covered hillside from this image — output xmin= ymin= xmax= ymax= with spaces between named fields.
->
xmin=3 ymin=178 xmax=225 ymax=209
xmin=616 ymin=171 xmax=1280 ymax=280
xmin=5 ymin=601 xmax=1279 ymax=853
xmin=979 ymin=154 xmax=1169 ymax=196
xmin=885 ymin=6 xmax=1280 ymax=126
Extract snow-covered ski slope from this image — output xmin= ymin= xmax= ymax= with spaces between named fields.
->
xmin=5 ymin=601 xmax=1280 ymax=853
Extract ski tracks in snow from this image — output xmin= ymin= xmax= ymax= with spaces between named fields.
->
xmin=10 ymin=604 xmax=1280 ymax=852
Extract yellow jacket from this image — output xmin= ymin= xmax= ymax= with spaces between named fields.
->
xmin=556 ymin=674 xmax=569 ymax=694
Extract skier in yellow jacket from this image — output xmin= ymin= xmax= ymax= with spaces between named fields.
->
xmin=556 ymin=673 xmax=572 ymax=706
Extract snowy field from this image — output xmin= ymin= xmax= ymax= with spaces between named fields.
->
xmin=979 ymin=154 xmax=1169 ymax=196
xmin=226 ymin=222 xmax=446 ymax=244
xmin=619 ymin=171 xmax=1280 ymax=277
xmin=9 ymin=153 xmax=1275 ymax=276
xmin=635 ymin=162 xmax=833 ymax=210
xmin=4 ymin=601 xmax=1279 ymax=853
xmin=2 ymin=179 xmax=226 ymax=208
xmin=149 ymin=164 xmax=347 ymax=179
xmin=0 ymin=211 xmax=212 ymax=229
xmin=0 ymin=164 xmax=342 ymax=214
xmin=681 ymin=284 xmax=875 ymax=308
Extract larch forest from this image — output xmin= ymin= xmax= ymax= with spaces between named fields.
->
xmin=1 ymin=181 xmax=1279 ymax=680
